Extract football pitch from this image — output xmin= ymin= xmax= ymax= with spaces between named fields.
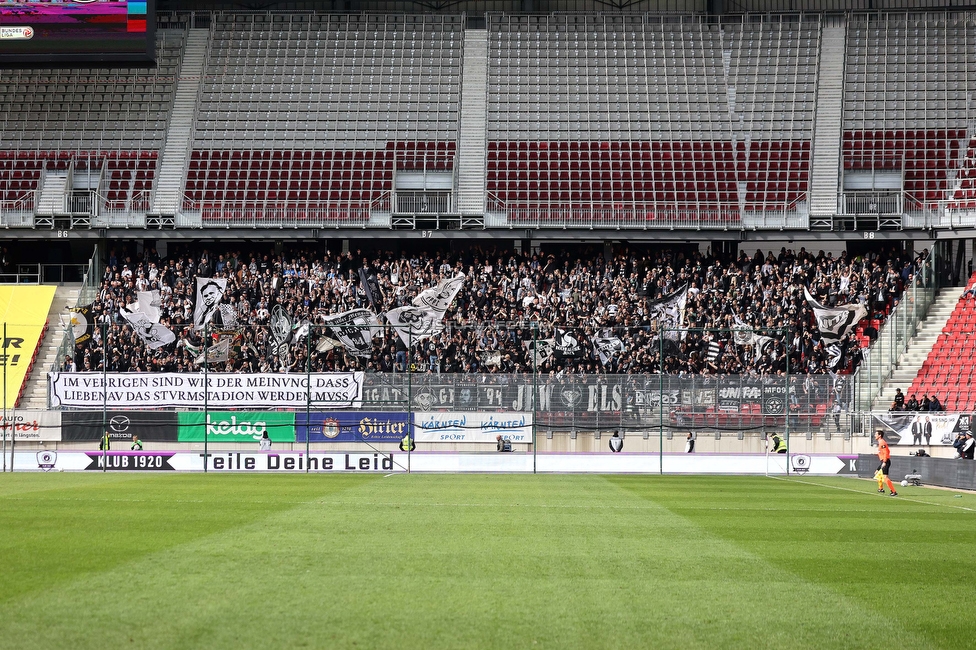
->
xmin=0 ymin=473 xmax=973 ymax=649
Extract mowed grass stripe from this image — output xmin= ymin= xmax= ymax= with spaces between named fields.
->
xmin=611 ymin=475 xmax=975 ymax=649
xmin=0 ymin=474 xmax=380 ymax=603
xmin=0 ymin=474 xmax=958 ymax=649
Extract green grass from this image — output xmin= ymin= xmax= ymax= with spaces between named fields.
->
xmin=0 ymin=473 xmax=973 ymax=649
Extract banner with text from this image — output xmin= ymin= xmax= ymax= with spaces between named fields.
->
xmin=1 ymin=410 xmax=61 ymax=441
xmin=413 ymin=411 xmax=533 ymax=443
xmin=48 ymin=372 xmax=364 ymax=410
xmin=178 ymin=411 xmax=297 ymax=443
xmin=296 ymin=412 xmax=408 ymax=443
xmin=871 ymin=412 xmax=970 ymax=446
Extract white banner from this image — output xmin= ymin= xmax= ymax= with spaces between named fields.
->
xmin=11 ymin=451 xmax=857 ymax=475
xmin=1 ymin=410 xmax=61 ymax=441
xmin=385 ymin=305 xmax=442 ymax=347
xmin=48 ymin=372 xmax=364 ymax=410
xmin=413 ymin=411 xmax=534 ymax=443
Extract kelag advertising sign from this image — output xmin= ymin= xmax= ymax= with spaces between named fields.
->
xmin=62 ymin=410 xmax=178 ymax=442
xmin=177 ymin=411 xmax=296 ymax=443
xmin=296 ymin=412 xmax=408 ymax=443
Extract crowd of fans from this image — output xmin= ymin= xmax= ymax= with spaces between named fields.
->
xmin=66 ymin=242 xmax=926 ymax=376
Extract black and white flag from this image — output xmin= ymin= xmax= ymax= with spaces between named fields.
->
xmin=69 ymin=303 xmax=94 ymax=345
xmin=593 ymin=335 xmax=625 ymax=366
xmin=121 ymin=310 xmax=176 ymax=350
xmin=522 ymin=338 xmax=555 ymax=368
xmin=193 ymin=337 xmax=230 ymax=365
xmin=321 ymin=308 xmax=378 ymax=358
xmin=554 ymin=328 xmax=582 ymax=358
xmin=193 ymin=277 xmax=227 ymax=331
xmin=386 ymin=306 xmax=442 ymax=347
xmin=706 ymin=340 xmax=721 ymax=363
xmin=268 ymin=304 xmax=292 ymax=365
xmin=358 ymin=267 xmax=383 ymax=312
xmin=803 ymin=287 xmax=867 ymax=345
xmin=647 ymin=284 xmax=688 ymax=340
xmin=412 ymin=272 xmax=465 ymax=316
xmin=733 ymin=316 xmax=776 ymax=360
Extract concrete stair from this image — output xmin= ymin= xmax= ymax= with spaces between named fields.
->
xmin=21 ymin=285 xmax=81 ymax=410
xmin=873 ymin=286 xmax=965 ymax=410
xmin=455 ymin=29 xmax=488 ymax=216
xmin=808 ymin=19 xmax=845 ymax=217
xmin=152 ymin=29 xmax=209 ymax=215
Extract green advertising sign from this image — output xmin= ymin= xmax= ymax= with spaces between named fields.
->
xmin=178 ymin=411 xmax=296 ymax=443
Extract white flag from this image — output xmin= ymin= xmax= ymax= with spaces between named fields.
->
xmin=136 ymin=290 xmax=162 ymax=323
xmin=193 ymin=277 xmax=228 ymax=331
xmin=522 ymin=338 xmax=555 ymax=368
xmin=412 ymin=273 xmax=465 ymax=316
xmin=121 ymin=310 xmax=175 ymax=350
xmin=386 ymin=306 xmax=442 ymax=347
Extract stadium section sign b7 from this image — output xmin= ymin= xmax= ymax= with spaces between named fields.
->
xmin=48 ymin=372 xmax=364 ymax=409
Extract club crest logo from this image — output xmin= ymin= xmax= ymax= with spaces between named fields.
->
xmin=321 ymin=418 xmax=340 ymax=439
xmin=36 ymin=451 xmax=57 ymax=471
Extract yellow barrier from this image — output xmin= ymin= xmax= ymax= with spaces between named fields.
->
xmin=0 ymin=286 xmax=56 ymax=409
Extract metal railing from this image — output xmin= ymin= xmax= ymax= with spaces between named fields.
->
xmin=852 ymin=251 xmax=937 ymax=412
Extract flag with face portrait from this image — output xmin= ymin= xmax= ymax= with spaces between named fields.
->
xmin=321 ymin=308 xmax=379 ymax=358
xmin=121 ymin=309 xmax=176 ymax=350
xmin=193 ymin=277 xmax=227 ymax=331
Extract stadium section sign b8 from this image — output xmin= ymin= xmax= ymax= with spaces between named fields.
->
xmin=48 ymin=372 xmax=364 ymax=409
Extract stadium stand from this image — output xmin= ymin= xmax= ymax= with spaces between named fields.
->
xmin=0 ymin=29 xmax=184 ymax=217
xmin=842 ymin=13 xmax=976 ymax=213
xmin=485 ymin=13 xmax=819 ymax=227
xmin=79 ymin=243 xmax=919 ymax=378
xmin=183 ymin=14 xmax=462 ymax=225
xmin=907 ymin=271 xmax=976 ymax=411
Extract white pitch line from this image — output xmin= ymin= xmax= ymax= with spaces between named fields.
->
xmin=769 ymin=475 xmax=976 ymax=513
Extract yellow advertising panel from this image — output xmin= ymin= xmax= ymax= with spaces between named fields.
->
xmin=0 ymin=286 xmax=56 ymax=409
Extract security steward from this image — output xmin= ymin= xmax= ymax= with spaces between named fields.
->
xmin=99 ymin=430 xmax=111 ymax=451
xmin=399 ymin=433 xmax=415 ymax=452
xmin=770 ymin=432 xmax=788 ymax=453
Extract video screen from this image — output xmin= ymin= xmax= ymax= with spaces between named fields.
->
xmin=0 ymin=0 xmax=155 ymax=64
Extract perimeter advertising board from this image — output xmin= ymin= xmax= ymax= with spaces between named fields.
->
xmin=413 ymin=412 xmax=533 ymax=443
xmin=62 ymin=410 xmax=177 ymax=442
xmin=1 ymin=410 xmax=61 ymax=441
xmin=178 ymin=411 xmax=296 ymax=443
xmin=296 ymin=412 xmax=408 ymax=443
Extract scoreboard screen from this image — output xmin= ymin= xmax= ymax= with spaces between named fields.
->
xmin=0 ymin=0 xmax=155 ymax=64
